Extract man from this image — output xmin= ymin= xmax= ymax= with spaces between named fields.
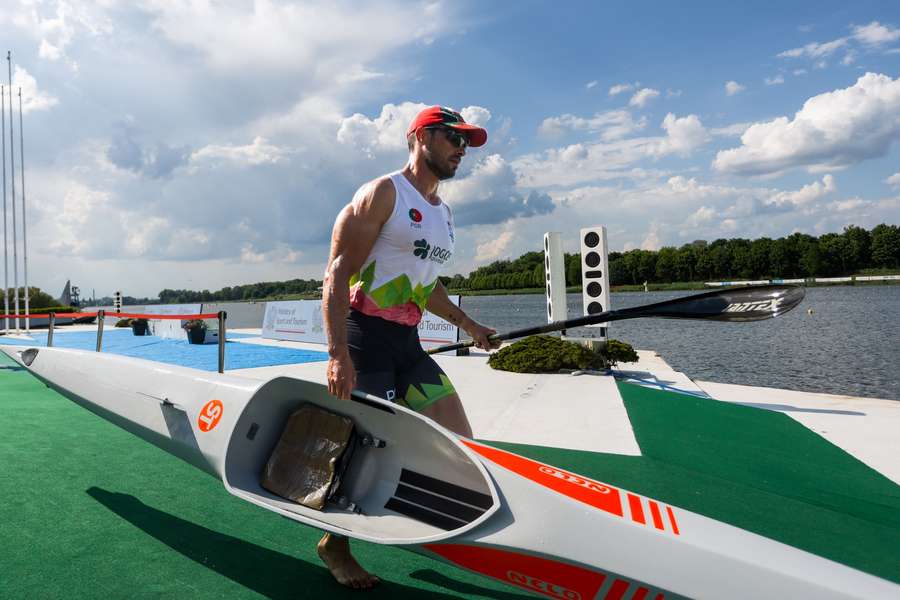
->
xmin=320 ymin=106 xmax=500 ymax=588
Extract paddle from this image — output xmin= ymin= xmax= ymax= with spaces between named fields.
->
xmin=427 ymin=284 xmax=805 ymax=355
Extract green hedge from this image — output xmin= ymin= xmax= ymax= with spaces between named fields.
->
xmin=488 ymin=335 xmax=638 ymax=373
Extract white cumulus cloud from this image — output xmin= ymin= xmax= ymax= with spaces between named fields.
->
xmin=765 ymin=75 xmax=784 ymax=86
xmin=538 ymin=110 xmax=647 ymax=141
xmin=713 ymin=73 xmax=900 ymax=176
xmin=725 ymin=81 xmax=745 ymax=96
xmin=629 ymin=88 xmax=660 ymax=107
xmin=885 ymin=172 xmax=900 ymax=188
xmin=191 ymin=137 xmax=294 ymax=166
xmin=609 ymin=82 xmax=635 ymax=96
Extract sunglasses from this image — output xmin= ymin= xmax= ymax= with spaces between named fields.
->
xmin=425 ymin=126 xmax=469 ymax=149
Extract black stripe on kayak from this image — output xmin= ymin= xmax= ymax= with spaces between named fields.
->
xmin=399 ymin=469 xmax=493 ymax=510
xmin=394 ymin=483 xmax=485 ymax=523
xmin=384 ymin=497 xmax=466 ymax=531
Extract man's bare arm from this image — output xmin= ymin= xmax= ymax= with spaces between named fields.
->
xmin=322 ymin=178 xmax=395 ymax=398
xmin=426 ymin=281 xmax=500 ymax=350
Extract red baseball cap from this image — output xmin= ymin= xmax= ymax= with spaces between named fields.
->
xmin=407 ymin=105 xmax=488 ymax=147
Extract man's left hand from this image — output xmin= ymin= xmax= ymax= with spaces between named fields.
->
xmin=464 ymin=319 xmax=500 ymax=350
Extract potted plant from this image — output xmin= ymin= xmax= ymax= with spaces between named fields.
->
xmin=182 ymin=319 xmax=208 ymax=344
xmin=131 ymin=318 xmax=150 ymax=336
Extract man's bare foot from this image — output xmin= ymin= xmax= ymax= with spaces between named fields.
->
xmin=317 ymin=533 xmax=380 ymax=589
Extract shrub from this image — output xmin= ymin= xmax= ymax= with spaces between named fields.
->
xmin=487 ymin=335 xmax=638 ymax=374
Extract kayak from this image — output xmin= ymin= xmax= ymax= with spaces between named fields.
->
xmin=2 ymin=344 xmax=896 ymax=600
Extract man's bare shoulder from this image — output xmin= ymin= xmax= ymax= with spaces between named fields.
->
xmin=351 ymin=175 xmax=396 ymax=221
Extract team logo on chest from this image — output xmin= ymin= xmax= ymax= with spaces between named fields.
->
xmin=409 ymin=208 xmax=423 ymax=229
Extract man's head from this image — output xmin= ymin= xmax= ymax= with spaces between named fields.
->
xmin=407 ymin=106 xmax=487 ymax=180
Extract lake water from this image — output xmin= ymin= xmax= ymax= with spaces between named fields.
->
xmin=459 ymin=286 xmax=900 ymax=401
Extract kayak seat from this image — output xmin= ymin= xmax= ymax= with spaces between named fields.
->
xmin=261 ymin=404 xmax=383 ymax=511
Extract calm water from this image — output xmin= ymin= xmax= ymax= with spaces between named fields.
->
xmin=460 ymin=286 xmax=900 ymax=401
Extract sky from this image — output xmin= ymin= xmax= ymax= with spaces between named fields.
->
xmin=1 ymin=0 xmax=899 ymax=299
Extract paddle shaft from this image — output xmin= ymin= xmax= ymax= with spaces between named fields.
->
xmin=427 ymin=284 xmax=805 ymax=355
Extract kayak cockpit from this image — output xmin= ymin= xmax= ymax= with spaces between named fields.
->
xmin=222 ymin=376 xmax=499 ymax=545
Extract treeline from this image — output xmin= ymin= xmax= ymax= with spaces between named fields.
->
xmin=446 ymin=224 xmax=900 ymax=290
xmin=158 ymin=278 xmax=321 ymax=304
xmin=139 ymin=223 xmax=899 ymax=303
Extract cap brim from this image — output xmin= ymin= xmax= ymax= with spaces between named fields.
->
xmin=447 ymin=123 xmax=487 ymax=147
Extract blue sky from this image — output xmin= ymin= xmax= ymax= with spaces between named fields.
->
xmin=1 ymin=1 xmax=899 ymax=298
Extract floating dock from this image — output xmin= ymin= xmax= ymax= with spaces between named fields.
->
xmin=1 ymin=325 xmax=897 ymax=598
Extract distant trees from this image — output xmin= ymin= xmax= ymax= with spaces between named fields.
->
xmin=452 ymin=223 xmax=900 ymax=291
xmin=134 ymin=223 xmax=900 ymax=301
xmin=157 ymin=278 xmax=320 ymax=304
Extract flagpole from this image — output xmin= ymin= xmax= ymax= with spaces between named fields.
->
xmin=18 ymin=87 xmax=27 ymax=331
xmin=6 ymin=51 xmax=17 ymax=332
xmin=1 ymin=84 xmax=8 ymax=333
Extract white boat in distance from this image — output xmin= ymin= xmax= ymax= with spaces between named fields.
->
xmin=3 ymin=345 xmax=896 ymax=600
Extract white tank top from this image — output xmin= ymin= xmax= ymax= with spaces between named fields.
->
xmin=349 ymin=172 xmax=455 ymax=325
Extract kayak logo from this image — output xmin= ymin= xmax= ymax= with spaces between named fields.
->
xmin=507 ymin=571 xmax=581 ymax=600
xmin=198 ymin=399 xmax=223 ymax=432
xmin=538 ymin=466 xmax=612 ymax=495
xmin=414 ymin=239 xmax=430 ymax=259
xmin=724 ymin=297 xmax=784 ymax=313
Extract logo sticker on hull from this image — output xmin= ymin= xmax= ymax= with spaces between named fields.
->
xmin=462 ymin=440 xmax=680 ymax=535
xmin=198 ymin=399 xmax=223 ymax=432
xmin=424 ymin=544 xmax=669 ymax=600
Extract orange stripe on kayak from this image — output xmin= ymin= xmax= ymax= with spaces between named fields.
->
xmin=424 ymin=543 xmax=608 ymax=600
xmin=632 ymin=587 xmax=649 ymax=600
xmin=666 ymin=506 xmax=680 ymax=535
xmin=605 ymin=578 xmax=630 ymax=600
xmin=462 ymin=440 xmax=624 ymax=517
xmin=649 ymin=501 xmax=664 ymax=530
xmin=627 ymin=493 xmax=645 ymax=525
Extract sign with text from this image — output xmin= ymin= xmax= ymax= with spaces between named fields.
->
xmin=262 ymin=300 xmax=326 ymax=344
xmin=262 ymin=297 xmax=460 ymax=349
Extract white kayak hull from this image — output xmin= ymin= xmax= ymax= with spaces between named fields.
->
xmin=3 ymin=345 xmax=897 ymax=600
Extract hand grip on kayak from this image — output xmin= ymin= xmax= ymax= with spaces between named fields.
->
xmin=427 ymin=284 xmax=805 ymax=355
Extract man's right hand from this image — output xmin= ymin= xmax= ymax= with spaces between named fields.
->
xmin=327 ymin=350 xmax=356 ymax=400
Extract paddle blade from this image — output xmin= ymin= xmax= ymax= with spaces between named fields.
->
xmin=641 ymin=284 xmax=806 ymax=322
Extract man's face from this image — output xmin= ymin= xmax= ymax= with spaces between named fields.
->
xmin=422 ymin=127 xmax=468 ymax=181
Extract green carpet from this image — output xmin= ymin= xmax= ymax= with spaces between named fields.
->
xmin=1 ymin=353 xmax=898 ymax=598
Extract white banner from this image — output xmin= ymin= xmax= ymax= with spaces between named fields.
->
xmin=262 ymin=301 xmax=326 ymax=344
xmin=262 ymin=297 xmax=460 ymax=349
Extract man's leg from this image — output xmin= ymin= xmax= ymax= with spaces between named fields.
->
xmin=400 ymin=355 xmax=473 ymax=438
xmin=317 ymin=533 xmax=379 ymax=589
xmin=317 ymin=315 xmax=394 ymax=589
xmin=420 ymin=393 xmax=473 ymax=438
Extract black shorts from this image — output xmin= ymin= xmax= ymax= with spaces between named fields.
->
xmin=346 ymin=309 xmax=456 ymax=412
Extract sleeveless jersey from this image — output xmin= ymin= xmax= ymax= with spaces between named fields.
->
xmin=349 ymin=172 xmax=455 ymax=326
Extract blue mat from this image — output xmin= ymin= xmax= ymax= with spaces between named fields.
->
xmin=0 ymin=329 xmax=327 ymax=371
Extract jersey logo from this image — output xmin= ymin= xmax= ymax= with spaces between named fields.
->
xmin=409 ymin=208 xmax=423 ymax=223
xmin=414 ymin=238 xmax=431 ymax=259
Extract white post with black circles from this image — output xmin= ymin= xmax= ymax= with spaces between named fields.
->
xmin=579 ymin=226 xmax=611 ymax=340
